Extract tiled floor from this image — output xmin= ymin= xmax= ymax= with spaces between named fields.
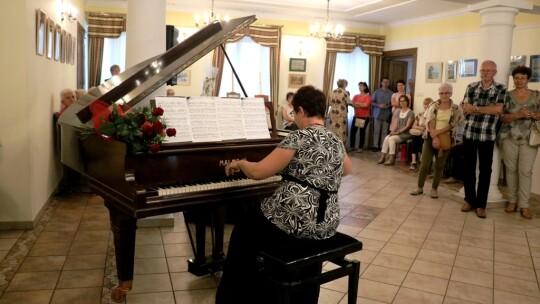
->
xmin=0 ymin=151 xmax=540 ymax=304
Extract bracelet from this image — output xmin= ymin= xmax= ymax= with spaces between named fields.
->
xmin=474 ymin=105 xmax=479 ymax=113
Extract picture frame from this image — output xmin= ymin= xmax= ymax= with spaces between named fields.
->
xmin=530 ymin=55 xmax=540 ymax=82
xmin=509 ymin=55 xmax=526 ymax=75
xmin=445 ymin=61 xmax=457 ymax=83
xmin=288 ymin=74 xmax=306 ymax=88
xmin=425 ymin=62 xmax=443 ymax=83
xmin=46 ymin=19 xmax=54 ymax=59
xmin=459 ymin=59 xmax=478 ymax=77
xmin=66 ymin=33 xmax=72 ymax=65
xmin=177 ymin=70 xmax=191 ymax=86
xmin=60 ymin=29 xmax=67 ymax=63
xmin=54 ymin=25 xmax=61 ymax=61
xmin=289 ymin=58 xmax=306 ymax=72
xmin=36 ymin=10 xmax=46 ymax=56
xmin=71 ymin=37 xmax=76 ymax=65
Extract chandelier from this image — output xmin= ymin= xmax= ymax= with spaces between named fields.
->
xmin=194 ymin=0 xmax=230 ymax=28
xmin=309 ymin=0 xmax=344 ymax=39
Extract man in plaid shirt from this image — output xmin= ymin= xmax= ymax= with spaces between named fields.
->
xmin=460 ymin=60 xmax=505 ymax=218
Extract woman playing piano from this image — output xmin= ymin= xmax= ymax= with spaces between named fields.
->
xmin=216 ymin=85 xmax=352 ymax=304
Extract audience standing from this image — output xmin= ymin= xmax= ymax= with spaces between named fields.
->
xmin=460 ymin=60 xmax=505 ymax=218
xmin=350 ymin=82 xmax=371 ymax=152
xmin=327 ymin=79 xmax=351 ymax=145
xmin=411 ymin=83 xmax=463 ymax=198
xmin=498 ymin=66 xmax=540 ymax=219
xmin=377 ymin=95 xmax=414 ymax=165
xmin=409 ymin=98 xmax=433 ymax=171
xmin=371 ymin=77 xmax=393 ymax=151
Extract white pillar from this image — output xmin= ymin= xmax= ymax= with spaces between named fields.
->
xmin=454 ymin=7 xmax=518 ymax=206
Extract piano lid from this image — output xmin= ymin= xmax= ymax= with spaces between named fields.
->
xmin=58 ymin=15 xmax=257 ymax=127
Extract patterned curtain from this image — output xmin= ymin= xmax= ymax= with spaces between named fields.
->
xmin=211 ymin=25 xmax=282 ymax=108
xmin=87 ymin=13 xmax=126 ymax=87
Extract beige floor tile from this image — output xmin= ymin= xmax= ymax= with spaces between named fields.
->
xmin=358 ymin=278 xmax=399 ymax=303
xmin=361 ymin=264 xmax=407 ymax=286
xmin=77 ymin=220 xmax=110 ymax=231
xmin=134 ymin=257 xmax=169 ymax=274
xmin=422 ymin=239 xmax=458 ymax=254
xmin=0 ymin=230 xmax=24 ymax=239
xmin=131 ymin=273 xmax=173 ymax=293
xmin=35 ymin=231 xmax=76 ymax=243
xmin=18 ymin=256 xmax=66 ymax=272
xmin=170 ymin=272 xmax=217 ymax=291
xmin=409 ymin=260 xmax=452 ymax=279
xmin=49 ymin=287 xmax=102 ymax=304
xmin=360 ymin=238 xmax=387 ymax=252
xmin=167 ymin=256 xmax=189 ymax=273
xmin=125 ymin=291 xmax=176 ymax=304
xmin=0 ymin=250 xmax=7 ymax=261
xmin=450 ymin=267 xmax=493 ymax=288
xmin=174 ymin=289 xmax=221 ymax=304
xmin=531 ymin=246 xmax=540 ymax=258
xmin=135 ymin=244 xmax=166 ymax=258
xmin=322 ymin=274 xmax=349 ymax=293
xmin=371 ymin=252 xmax=414 ymax=271
xmin=357 ymin=228 xmax=394 ymax=242
xmin=381 ymin=243 xmax=420 ymax=259
xmin=56 ymin=269 xmax=104 ymax=288
xmin=0 ymin=238 xmax=17 ymax=251
xmin=161 ymin=231 xmax=191 ymax=244
xmin=494 ymin=241 xmax=531 ymax=256
xmin=443 ymin=297 xmax=478 ymax=304
xmin=348 ymin=249 xmax=378 ymax=264
xmin=402 ymin=272 xmax=448 ymax=295
xmin=393 ymin=287 xmax=444 ymax=304
xmin=73 ymin=230 xmax=110 ymax=242
xmin=43 ymin=221 xmax=79 ymax=232
xmin=416 ymin=249 xmax=455 ymax=266
xmin=68 ymin=241 xmax=108 ymax=255
xmin=28 ymin=243 xmax=71 ymax=256
xmin=6 ymin=271 xmax=60 ymax=291
xmin=495 ymin=232 xmax=528 ymax=245
xmin=395 ymin=226 xmax=431 ymax=238
xmin=494 ymin=251 xmax=534 ymax=268
xmin=426 ymin=231 xmax=461 ymax=244
xmin=494 ymin=261 xmax=537 ymax=282
xmin=388 ymin=234 xmax=425 ymax=248
xmin=63 ymin=253 xmax=106 ymax=270
xmin=494 ymin=274 xmax=540 ymax=298
xmin=164 ymin=243 xmax=194 ymax=257
xmin=136 ymin=232 xmax=164 ymax=245
xmin=494 ymin=289 xmax=540 ymax=304
xmin=0 ymin=290 xmax=53 ymax=304
xmin=453 ymin=255 xmax=493 ymax=274
xmin=459 ymin=235 xmax=493 ymax=250
xmin=457 ymin=244 xmax=493 ymax=260
xmin=446 ymin=281 xmax=493 ymax=304
xmin=461 ymin=229 xmax=494 ymax=240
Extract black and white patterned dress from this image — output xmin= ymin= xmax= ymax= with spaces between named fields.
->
xmin=260 ymin=125 xmax=347 ymax=240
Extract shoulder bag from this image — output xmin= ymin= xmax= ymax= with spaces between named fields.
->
xmin=530 ymin=120 xmax=540 ymax=147
xmin=355 ymin=118 xmax=366 ymax=128
xmin=434 ymin=132 xmax=452 ymax=157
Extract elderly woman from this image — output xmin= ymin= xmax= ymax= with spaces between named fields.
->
xmin=327 ymin=79 xmax=351 ymax=145
xmin=377 ymin=95 xmax=415 ymax=165
xmin=409 ymin=98 xmax=433 ymax=171
xmin=499 ymin=66 xmax=540 ymax=219
xmin=411 ymin=82 xmax=463 ymax=198
xmin=217 ymin=85 xmax=352 ymax=303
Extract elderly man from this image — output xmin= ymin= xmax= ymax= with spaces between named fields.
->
xmin=166 ymin=88 xmax=175 ymax=96
xmin=460 ymin=60 xmax=506 ymax=218
xmin=370 ymin=77 xmax=393 ymax=151
xmin=59 ymin=88 xmax=76 ymax=115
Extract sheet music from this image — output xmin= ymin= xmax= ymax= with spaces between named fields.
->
xmin=242 ymin=98 xmax=271 ymax=139
xmin=155 ymin=97 xmax=193 ymax=143
xmin=217 ymin=98 xmax=246 ymax=140
xmin=188 ymin=97 xmax=222 ymax=142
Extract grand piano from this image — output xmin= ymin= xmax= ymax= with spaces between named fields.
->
xmin=57 ymin=15 xmax=284 ymax=302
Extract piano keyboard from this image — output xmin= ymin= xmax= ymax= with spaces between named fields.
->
xmin=156 ymin=176 xmax=282 ymax=196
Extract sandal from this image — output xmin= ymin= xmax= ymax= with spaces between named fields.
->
xmin=410 ymin=189 xmax=424 ymax=196
xmin=409 ymin=163 xmax=417 ymax=171
xmin=521 ymin=208 xmax=532 ymax=219
xmin=505 ymin=203 xmax=517 ymax=213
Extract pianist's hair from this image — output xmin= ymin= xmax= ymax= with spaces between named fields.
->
xmin=292 ymin=85 xmax=326 ymax=118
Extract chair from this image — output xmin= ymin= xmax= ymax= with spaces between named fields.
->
xmin=255 ymin=232 xmax=362 ymax=304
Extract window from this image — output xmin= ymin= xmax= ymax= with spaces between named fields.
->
xmin=218 ymin=36 xmax=271 ymax=97
xmin=333 ymin=47 xmax=370 ymax=93
xmin=100 ymin=32 xmax=126 ymax=82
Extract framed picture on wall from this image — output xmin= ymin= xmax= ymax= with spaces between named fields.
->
xmin=509 ymin=56 xmax=526 ymax=75
xmin=530 ymin=55 xmax=540 ymax=82
xmin=288 ymin=74 xmax=306 ymax=88
xmin=445 ymin=61 xmax=457 ymax=83
xmin=459 ymin=59 xmax=477 ymax=77
xmin=177 ymin=70 xmax=191 ymax=86
xmin=289 ymin=58 xmax=306 ymax=72
xmin=46 ymin=19 xmax=54 ymax=59
xmin=36 ymin=10 xmax=46 ymax=56
xmin=71 ymin=38 xmax=76 ymax=65
xmin=60 ymin=29 xmax=67 ymax=63
xmin=54 ymin=25 xmax=61 ymax=61
xmin=426 ymin=62 xmax=443 ymax=83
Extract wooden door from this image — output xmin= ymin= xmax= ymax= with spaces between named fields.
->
xmin=389 ymin=60 xmax=408 ymax=91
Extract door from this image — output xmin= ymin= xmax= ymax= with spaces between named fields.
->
xmin=389 ymin=60 xmax=408 ymax=91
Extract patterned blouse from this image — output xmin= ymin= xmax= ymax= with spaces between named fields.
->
xmin=260 ymin=125 xmax=346 ymax=240
xmin=424 ymin=99 xmax=464 ymax=141
xmin=499 ymin=89 xmax=540 ymax=142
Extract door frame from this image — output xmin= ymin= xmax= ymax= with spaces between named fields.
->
xmin=382 ymin=48 xmax=417 ymax=109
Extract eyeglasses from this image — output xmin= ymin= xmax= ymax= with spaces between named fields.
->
xmin=439 ymin=92 xmax=452 ymax=95
xmin=480 ymin=69 xmax=495 ymax=73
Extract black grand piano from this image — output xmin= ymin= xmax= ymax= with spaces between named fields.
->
xmin=58 ymin=16 xmax=284 ymax=302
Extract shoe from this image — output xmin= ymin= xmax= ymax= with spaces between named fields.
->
xmin=372 ymin=147 xmax=380 ymax=152
xmin=521 ymin=208 xmax=532 ymax=219
xmin=410 ymin=189 xmax=424 ymax=196
xmin=475 ymin=208 xmax=486 ymax=218
xmin=505 ymin=203 xmax=517 ymax=213
xmin=383 ymin=154 xmax=396 ymax=166
xmin=356 ymin=149 xmax=363 ymax=153
xmin=430 ymin=189 xmax=438 ymax=198
xmin=427 ymin=174 xmax=434 ymax=179
xmin=409 ymin=163 xmax=417 ymax=171
xmin=377 ymin=153 xmax=386 ymax=164
xmin=444 ymin=177 xmax=459 ymax=184
xmin=461 ymin=203 xmax=472 ymax=212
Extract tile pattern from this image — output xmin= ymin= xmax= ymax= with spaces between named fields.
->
xmin=0 ymin=151 xmax=539 ymax=303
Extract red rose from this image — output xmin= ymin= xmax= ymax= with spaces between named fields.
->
xmin=153 ymin=121 xmax=164 ymax=133
xmin=166 ymin=128 xmax=176 ymax=137
xmin=152 ymin=107 xmax=164 ymax=116
xmin=149 ymin=143 xmax=161 ymax=153
xmin=141 ymin=121 xmax=154 ymax=135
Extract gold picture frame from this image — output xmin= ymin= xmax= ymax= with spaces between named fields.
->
xmin=46 ymin=18 xmax=54 ymax=59
xmin=288 ymin=74 xmax=305 ymax=88
xmin=426 ymin=62 xmax=443 ymax=83
xmin=36 ymin=10 xmax=46 ymax=56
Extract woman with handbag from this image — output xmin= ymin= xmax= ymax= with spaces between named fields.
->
xmin=350 ymin=82 xmax=371 ymax=152
xmin=377 ymin=95 xmax=415 ymax=165
xmin=411 ymin=83 xmax=463 ymax=198
xmin=408 ymin=98 xmax=433 ymax=171
xmin=499 ymin=66 xmax=540 ymax=219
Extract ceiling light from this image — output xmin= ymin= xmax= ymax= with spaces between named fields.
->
xmin=194 ymin=0 xmax=230 ymax=28
xmin=309 ymin=0 xmax=344 ymax=40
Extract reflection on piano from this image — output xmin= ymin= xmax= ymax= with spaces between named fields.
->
xmin=57 ymin=15 xmax=284 ymax=302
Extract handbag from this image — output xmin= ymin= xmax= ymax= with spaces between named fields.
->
xmin=434 ymin=132 xmax=452 ymax=157
xmin=354 ymin=118 xmax=366 ymax=128
xmin=409 ymin=128 xmax=423 ymax=136
xmin=530 ymin=120 xmax=540 ymax=147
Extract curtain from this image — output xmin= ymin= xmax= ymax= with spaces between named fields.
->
xmin=87 ymin=13 xmax=126 ymax=87
xmin=211 ymin=25 xmax=282 ymax=108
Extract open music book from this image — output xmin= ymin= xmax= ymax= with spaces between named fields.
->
xmin=155 ymin=96 xmax=271 ymax=143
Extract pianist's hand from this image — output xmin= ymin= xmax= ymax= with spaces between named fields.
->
xmin=225 ymin=161 xmax=241 ymax=176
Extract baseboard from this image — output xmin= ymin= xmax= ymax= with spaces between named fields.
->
xmin=0 ymin=192 xmax=55 ymax=230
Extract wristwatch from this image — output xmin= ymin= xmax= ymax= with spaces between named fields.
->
xmin=474 ymin=105 xmax=479 ymax=113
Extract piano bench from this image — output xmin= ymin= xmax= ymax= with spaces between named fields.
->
xmin=255 ymin=232 xmax=362 ymax=304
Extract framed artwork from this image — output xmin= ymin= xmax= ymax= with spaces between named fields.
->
xmin=530 ymin=55 xmax=540 ymax=82
xmin=46 ymin=19 xmax=54 ymax=59
xmin=54 ymin=25 xmax=61 ymax=61
xmin=36 ymin=10 xmax=46 ymax=56
xmin=60 ymin=29 xmax=67 ymax=63
xmin=289 ymin=58 xmax=306 ymax=72
xmin=459 ymin=59 xmax=477 ymax=77
xmin=426 ymin=62 xmax=443 ymax=83
xmin=509 ymin=56 xmax=526 ymax=75
xmin=177 ymin=70 xmax=191 ymax=86
xmin=71 ymin=37 xmax=76 ymax=64
xmin=288 ymin=74 xmax=306 ymax=88
xmin=66 ymin=33 xmax=72 ymax=65
xmin=445 ymin=61 xmax=457 ymax=83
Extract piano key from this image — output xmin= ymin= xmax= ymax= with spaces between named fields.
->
xmin=156 ymin=176 xmax=282 ymax=197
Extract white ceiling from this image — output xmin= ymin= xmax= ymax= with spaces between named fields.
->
xmin=87 ymin=0 xmax=540 ymax=28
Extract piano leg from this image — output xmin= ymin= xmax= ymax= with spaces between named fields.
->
xmin=105 ymin=202 xmax=137 ymax=303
